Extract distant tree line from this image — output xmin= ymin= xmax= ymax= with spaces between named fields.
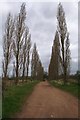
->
xmin=31 ymin=43 xmax=44 ymax=80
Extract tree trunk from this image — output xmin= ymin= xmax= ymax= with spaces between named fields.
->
xmin=22 ymin=63 xmax=25 ymax=82
xmin=27 ymin=65 xmax=29 ymax=78
xmin=15 ymin=55 xmax=18 ymax=85
xmin=63 ymin=64 xmax=67 ymax=84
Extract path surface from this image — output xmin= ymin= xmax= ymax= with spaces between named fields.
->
xmin=16 ymin=81 xmax=78 ymax=118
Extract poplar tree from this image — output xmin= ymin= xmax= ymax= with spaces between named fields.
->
xmin=37 ymin=59 xmax=44 ymax=80
xmin=57 ymin=3 xmax=71 ymax=83
xmin=2 ymin=13 xmax=14 ymax=90
xmin=31 ymin=43 xmax=38 ymax=79
xmin=31 ymin=43 xmax=44 ymax=80
xmin=3 ymin=13 xmax=14 ymax=78
xmin=26 ymin=34 xmax=31 ymax=78
xmin=13 ymin=3 xmax=26 ymax=84
xmin=48 ymin=31 xmax=60 ymax=80
xmin=65 ymin=32 xmax=71 ymax=78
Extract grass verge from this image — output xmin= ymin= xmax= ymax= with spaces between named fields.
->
xmin=49 ymin=80 xmax=80 ymax=99
xmin=2 ymin=80 xmax=39 ymax=118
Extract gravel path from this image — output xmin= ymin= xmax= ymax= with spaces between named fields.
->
xmin=16 ymin=81 xmax=78 ymax=118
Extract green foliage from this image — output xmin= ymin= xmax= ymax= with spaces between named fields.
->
xmin=49 ymin=80 xmax=79 ymax=99
xmin=48 ymin=31 xmax=60 ymax=80
xmin=2 ymin=80 xmax=39 ymax=118
xmin=57 ymin=3 xmax=71 ymax=82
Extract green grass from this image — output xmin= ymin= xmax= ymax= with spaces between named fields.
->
xmin=2 ymin=80 xmax=39 ymax=118
xmin=49 ymin=80 xmax=80 ymax=99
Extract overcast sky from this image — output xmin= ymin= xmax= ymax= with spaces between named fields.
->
xmin=0 ymin=0 xmax=78 ymax=76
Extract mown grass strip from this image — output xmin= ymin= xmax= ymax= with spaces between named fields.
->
xmin=2 ymin=80 xmax=39 ymax=118
xmin=49 ymin=80 xmax=80 ymax=99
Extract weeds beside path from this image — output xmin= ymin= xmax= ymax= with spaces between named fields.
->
xmin=49 ymin=80 xmax=79 ymax=99
xmin=2 ymin=80 xmax=39 ymax=118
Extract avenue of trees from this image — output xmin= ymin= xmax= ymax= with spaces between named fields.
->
xmin=2 ymin=3 xmax=44 ymax=88
xmin=48 ymin=3 xmax=71 ymax=83
xmin=2 ymin=2 xmax=71 ymax=88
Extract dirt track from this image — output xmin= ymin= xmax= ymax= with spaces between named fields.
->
xmin=16 ymin=81 xmax=78 ymax=118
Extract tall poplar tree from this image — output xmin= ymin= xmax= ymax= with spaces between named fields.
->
xmin=13 ymin=3 xmax=26 ymax=84
xmin=31 ymin=43 xmax=44 ymax=80
xmin=21 ymin=28 xmax=31 ymax=81
xmin=31 ymin=43 xmax=38 ymax=79
xmin=3 ymin=13 xmax=14 ymax=79
xmin=37 ymin=59 xmax=44 ymax=80
xmin=48 ymin=31 xmax=60 ymax=80
xmin=2 ymin=13 xmax=14 ymax=90
xmin=57 ymin=3 xmax=71 ymax=83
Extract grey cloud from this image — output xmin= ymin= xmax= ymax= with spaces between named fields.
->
xmin=33 ymin=20 xmax=56 ymax=34
xmin=0 ymin=2 xmax=78 ymax=76
xmin=39 ymin=2 xmax=57 ymax=19
xmin=71 ymin=60 xmax=78 ymax=74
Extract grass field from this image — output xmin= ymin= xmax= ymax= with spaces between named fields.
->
xmin=49 ymin=80 xmax=80 ymax=99
xmin=2 ymin=80 xmax=39 ymax=118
